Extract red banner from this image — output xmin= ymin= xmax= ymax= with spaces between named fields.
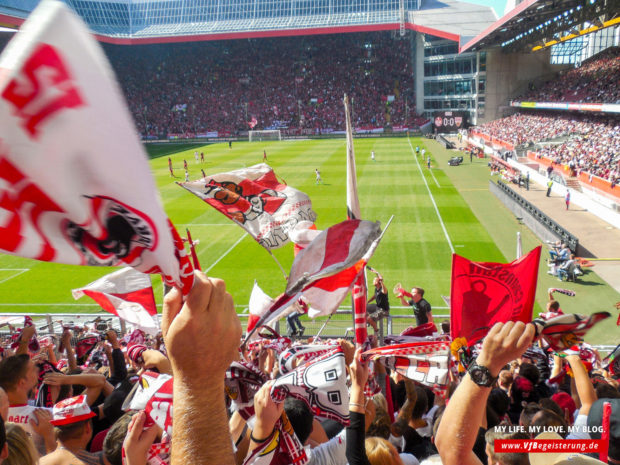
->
xmin=450 ymin=246 xmax=541 ymax=342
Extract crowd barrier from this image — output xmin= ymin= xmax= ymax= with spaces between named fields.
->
xmin=2 ymin=310 xmax=615 ymax=356
xmin=494 ymin=180 xmax=579 ymax=252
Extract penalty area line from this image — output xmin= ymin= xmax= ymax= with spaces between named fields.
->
xmin=407 ymin=138 xmax=454 ymax=254
xmin=0 ymin=269 xmax=29 ymax=285
xmin=205 ymin=233 xmax=249 ymax=274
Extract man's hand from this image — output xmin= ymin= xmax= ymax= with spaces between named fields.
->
xmin=142 ymin=350 xmax=172 ymax=375
xmin=123 ymin=411 xmax=158 ymax=465
xmin=43 ymin=372 xmax=67 ymax=386
xmin=350 ymin=348 xmax=369 ymax=392
xmin=30 ymin=409 xmax=56 ymax=453
xmin=162 ymin=271 xmax=241 ymax=383
xmin=251 ymin=381 xmax=282 ymax=444
xmin=338 ymin=339 xmax=355 ymax=366
xmin=475 ymin=322 xmax=535 ymax=377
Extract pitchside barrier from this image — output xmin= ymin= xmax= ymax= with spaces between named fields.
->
xmin=0 ymin=311 xmax=615 ymax=356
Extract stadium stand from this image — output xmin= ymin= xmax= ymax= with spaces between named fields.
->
xmin=518 ymin=46 xmax=620 ymax=104
xmin=472 ymin=112 xmax=620 ymax=185
xmin=103 ymin=32 xmax=420 ymax=138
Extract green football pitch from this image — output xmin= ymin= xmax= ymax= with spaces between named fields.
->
xmin=0 ymin=137 xmax=618 ymax=345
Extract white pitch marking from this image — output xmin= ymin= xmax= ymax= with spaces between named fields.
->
xmin=0 ymin=269 xmax=29 ymax=285
xmin=205 ymin=233 xmax=248 ymax=274
xmin=429 ymin=168 xmax=441 ymax=188
xmin=408 ymin=139 xmax=455 ymax=254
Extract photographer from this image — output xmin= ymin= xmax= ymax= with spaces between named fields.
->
xmin=366 ymin=272 xmax=389 ymax=333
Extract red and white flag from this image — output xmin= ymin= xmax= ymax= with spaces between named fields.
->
xmin=344 ymin=94 xmax=367 ymax=346
xmin=362 ymin=341 xmax=451 ymax=394
xmin=0 ymin=1 xmax=193 ymax=293
xmin=72 ymin=268 xmax=159 ymax=335
xmin=248 ymin=116 xmax=258 ymax=129
xmin=178 ymin=164 xmax=316 ymax=250
xmin=533 ymin=312 xmax=611 ymax=351
xmin=246 ymin=281 xmax=275 ymax=337
xmin=245 ymin=219 xmax=382 ymax=340
xmin=450 ymin=246 xmax=541 ymax=343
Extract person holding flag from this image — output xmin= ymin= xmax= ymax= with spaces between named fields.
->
xmin=366 ymin=274 xmax=389 ymax=333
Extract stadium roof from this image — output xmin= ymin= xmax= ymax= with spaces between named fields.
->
xmin=0 ymin=0 xmax=496 ymax=46
xmin=460 ymin=0 xmax=620 ymax=53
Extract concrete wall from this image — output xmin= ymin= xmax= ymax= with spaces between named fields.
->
xmin=490 ymin=181 xmax=565 ymax=245
xmin=481 ymin=48 xmax=569 ymax=123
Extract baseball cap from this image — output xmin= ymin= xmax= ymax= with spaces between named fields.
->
xmin=529 ymin=432 xmax=606 ymax=465
xmin=50 ymin=395 xmax=96 ymax=426
xmin=587 ymin=398 xmax=620 ymax=461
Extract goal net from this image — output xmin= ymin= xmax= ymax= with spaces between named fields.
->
xmin=249 ymin=130 xmax=281 ymax=142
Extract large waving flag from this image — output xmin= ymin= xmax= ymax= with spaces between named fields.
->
xmin=450 ymin=246 xmax=541 ymax=343
xmin=344 ymin=94 xmax=368 ymax=346
xmin=178 ymin=164 xmax=316 ymax=250
xmin=245 ymin=219 xmax=382 ymax=340
xmin=271 ymin=348 xmax=350 ymax=425
xmin=72 ymin=268 xmax=159 ymax=335
xmin=0 ymin=1 xmax=193 ymax=293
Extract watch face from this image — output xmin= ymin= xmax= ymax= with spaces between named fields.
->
xmin=470 ymin=365 xmax=492 ymax=386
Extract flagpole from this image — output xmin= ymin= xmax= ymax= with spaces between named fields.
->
xmin=186 ymin=228 xmax=201 ymax=271
xmin=267 ymin=249 xmax=288 ymax=280
xmin=315 ymin=314 xmax=333 ymax=339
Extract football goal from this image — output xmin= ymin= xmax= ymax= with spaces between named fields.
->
xmin=249 ymin=130 xmax=281 ymax=142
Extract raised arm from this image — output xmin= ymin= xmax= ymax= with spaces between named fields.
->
xmin=566 ymin=354 xmax=597 ymax=416
xmin=163 ymin=271 xmax=242 ymax=465
xmin=43 ymin=372 xmax=113 ymax=404
xmin=435 ymin=322 xmax=535 ymax=465
xmin=346 ymin=348 xmax=371 ymax=465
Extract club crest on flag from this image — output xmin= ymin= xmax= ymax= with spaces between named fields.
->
xmin=450 ymin=247 xmax=541 ymax=343
xmin=179 ymin=164 xmax=316 ymax=249
xmin=0 ymin=1 xmax=194 ymax=294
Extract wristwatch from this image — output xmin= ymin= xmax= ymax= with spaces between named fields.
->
xmin=468 ymin=361 xmax=498 ymax=387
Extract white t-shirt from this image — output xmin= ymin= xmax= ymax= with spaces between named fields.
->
xmin=8 ymin=404 xmax=50 ymax=455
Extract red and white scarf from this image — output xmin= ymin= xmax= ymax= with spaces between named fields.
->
xmin=362 ymin=341 xmax=451 ymax=396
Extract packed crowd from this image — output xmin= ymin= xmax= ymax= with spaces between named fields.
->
xmin=473 ymin=112 xmax=620 ymax=182
xmin=0 ymin=271 xmax=617 ymax=465
xmin=101 ymin=32 xmax=418 ymax=137
xmin=518 ymin=47 xmax=620 ymax=104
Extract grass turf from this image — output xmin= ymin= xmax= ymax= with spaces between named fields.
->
xmin=0 ymin=137 xmax=617 ymax=345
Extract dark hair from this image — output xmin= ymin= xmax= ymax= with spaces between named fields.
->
xmin=411 ymin=385 xmax=428 ymax=420
xmin=56 ymin=419 xmax=91 ymax=442
xmin=103 ymin=412 xmax=135 ymax=465
xmin=519 ymin=402 xmax=541 ymax=428
xmin=0 ymin=355 xmax=31 ymax=392
xmin=531 ymin=409 xmax=568 ymax=437
xmin=413 ymin=287 xmax=425 ymax=297
xmin=488 ymin=388 xmax=510 ymax=418
xmin=518 ymin=363 xmax=540 ymax=385
xmin=595 ymin=383 xmax=620 ymax=400
xmin=539 ymin=398 xmax=564 ymax=419
xmin=284 ymin=398 xmax=313 ymax=444
xmin=0 ymin=416 xmax=6 ymax=454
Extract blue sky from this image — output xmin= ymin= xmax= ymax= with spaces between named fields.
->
xmin=459 ymin=0 xmax=509 ymax=17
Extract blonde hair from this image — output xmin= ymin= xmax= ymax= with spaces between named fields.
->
xmin=5 ymin=423 xmax=39 ymax=465
xmin=365 ymin=437 xmax=404 ymax=465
